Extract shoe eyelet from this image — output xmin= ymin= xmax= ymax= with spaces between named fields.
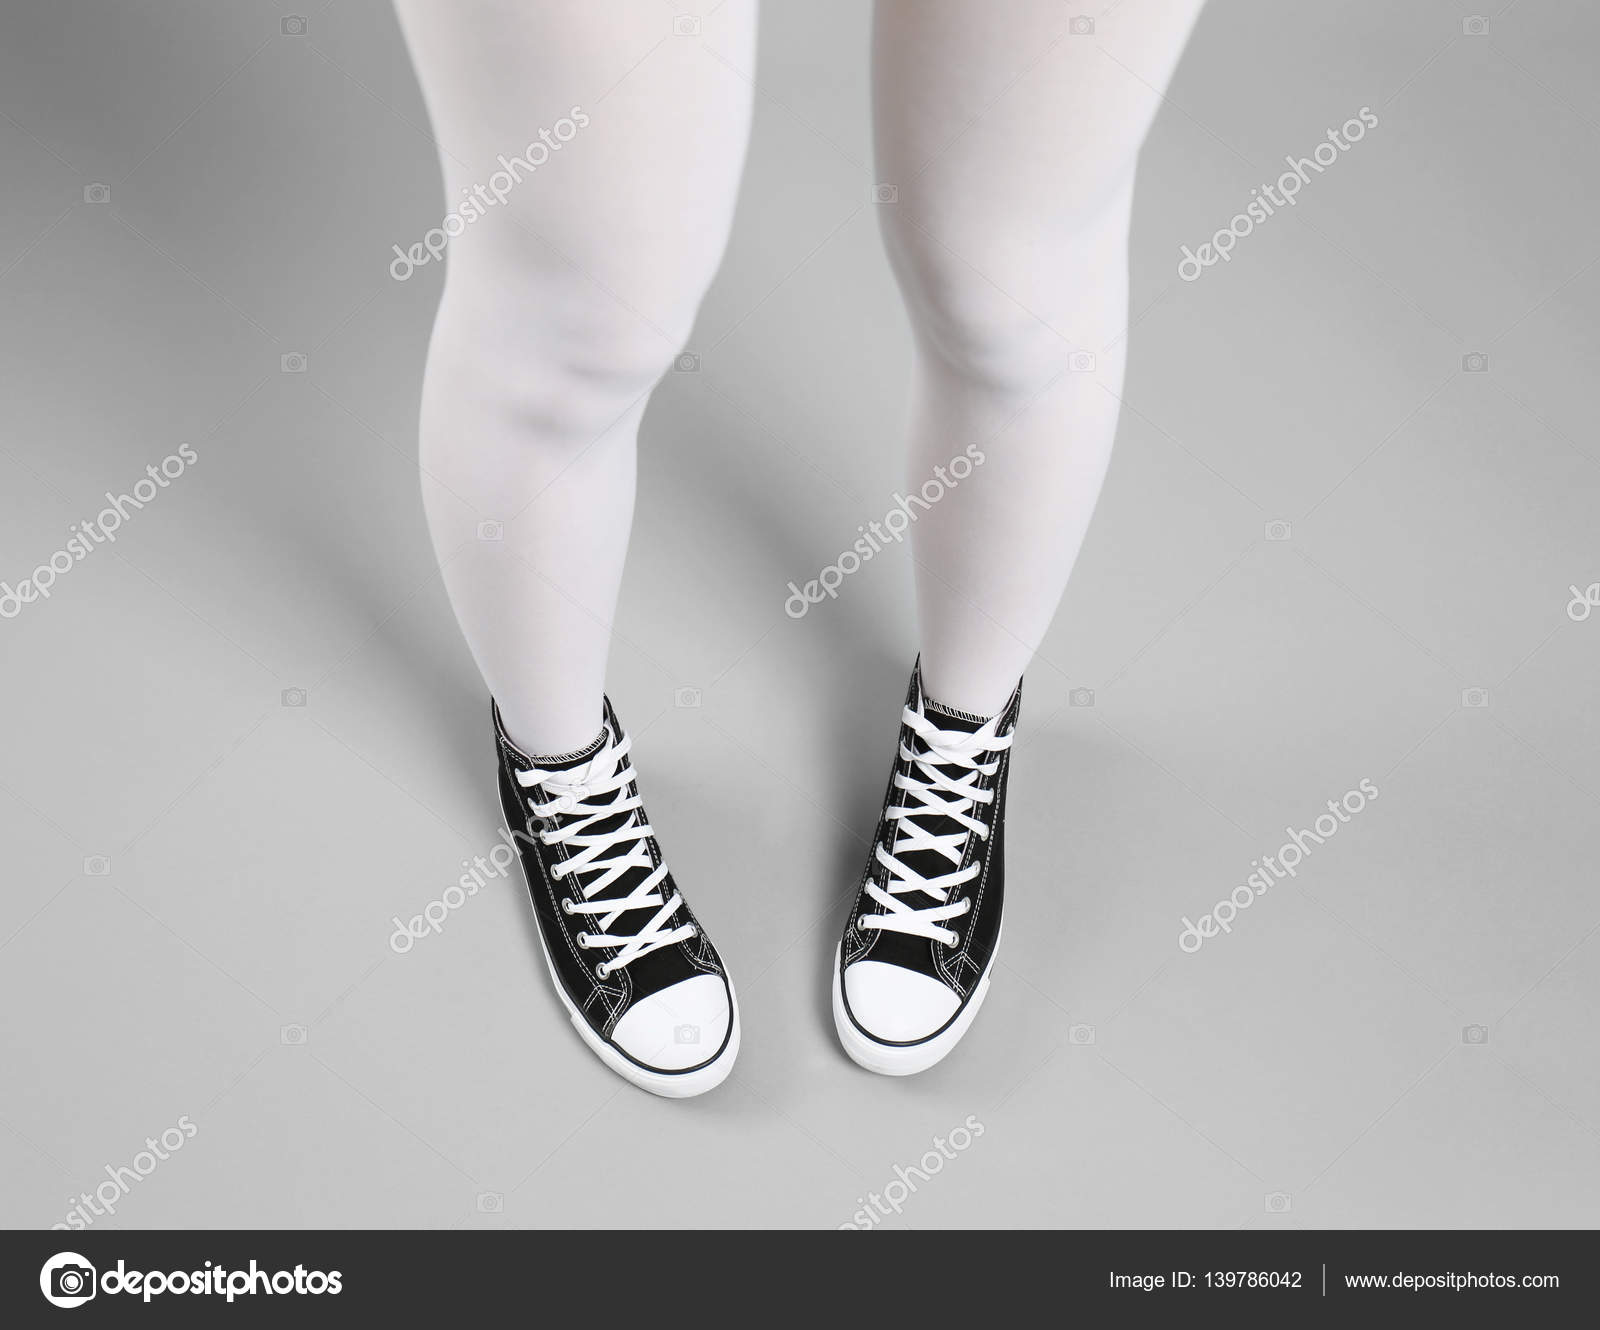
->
xmin=575 ymin=931 xmax=590 ymax=948
xmin=594 ymin=962 xmax=610 ymax=980
xmin=855 ymin=915 xmax=868 ymax=933
xmin=560 ymin=898 xmax=574 ymax=915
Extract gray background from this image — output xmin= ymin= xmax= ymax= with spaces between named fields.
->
xmin=2 ymin=0 xmax=1598 ymax=1229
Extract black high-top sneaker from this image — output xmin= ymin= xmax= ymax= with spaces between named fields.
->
xmin=494 ymin=698 xmax=738 ymax=1097
xmin=833 ymin=661 xmax=1020 ymax=1076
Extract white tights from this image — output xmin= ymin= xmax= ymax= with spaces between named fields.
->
xmin=396 ymin=0 xmax=1204 ymax=749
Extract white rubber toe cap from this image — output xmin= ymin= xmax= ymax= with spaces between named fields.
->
xmin=842 ymin=960 xmax=960 ymax=1044
xmin=610 ymin=974 xmax=731 ymax=1071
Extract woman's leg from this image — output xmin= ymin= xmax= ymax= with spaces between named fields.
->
xmin=833 ymin=0 xmax=1205 ymax=1075
xmin=395 ymin=0 xmax=755 ymax=754
xmin=873 ymin=0 xmax=1205 ymax=715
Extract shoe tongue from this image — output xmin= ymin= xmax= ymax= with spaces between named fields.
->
xmin=536 ymin=728 xmax=618 ymax=808
xmin=535 ymin=725 xmax=661 ymax=914
xmin=538 ymin=750 xmax=606 ymax=793
xmin=887 ymin=696 xmax=995 ymax=900
xmin=528 ymin=727 xmax=608 ymax=778
xmin=921 ymin=697 xmax=990 ymax=736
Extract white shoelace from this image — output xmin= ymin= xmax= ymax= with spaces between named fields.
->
xmin=861 ymin=705 xmax=1013 ymax=946
xmin=515 ymin=730 xmax=695 ymax=978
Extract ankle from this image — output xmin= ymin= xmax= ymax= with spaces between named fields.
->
xmin=496 ymin=705 xmax=606 ymax=764
xmin=917 ymin=664 xmax=1020 ymax=723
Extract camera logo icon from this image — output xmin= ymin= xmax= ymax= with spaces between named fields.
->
xmin=1461 ymin=350 xmax=1489 ymax=372
xmin=280 ymin=352 xmax=308 ymax=374
xmin=281 ymin=687 xmax=307 ymax=708
xmin=281 ymin=1023 xmax=307 ymax=1046
xmin=673 ymin=352 xmax=700 ymax=373
xmin=1461 ymin=687 xmax=1490 ymax=709
xmin=1462 ymin=1023 xmax=1489 ymax=1045
xmin=41 ymin=1252 xmax=97 ymax=1308
xmin=1068 ymin=350 xmax=1096 ymax=373
xmin=673 ymin=15 xmax=701 ymax=37
xmin=674 ymin=686 xmax=702 ymax=709
xmin=1070 ymin=16 xmax=1095 ymax=35
xmin=674 ymin=1024 xmax=701 ymax=1044
xmin=1264 ymin=519 xmax=1292 ymax=541
xmin=83 ymin=183 xmax=110 ymax=205
xmin=1264 ymin=1191 xmax=1292 ymax=1214
xmin=1068 ymin=1023 xmax=1096 ymax=1046
xmin=477 ymin=1191 xmax=504 ymax=1213
xmin=282 ymin=15 xmax=308 ymax=36
xmin=83 ymin=855 xmax=111 ymax=876
xmin=477 ymin=519 xmax=505 ymax=542
xmin=1069 ymin=687 xmax=1095 ymax=708
xmin=1462 ymin=17 xmax=1490 ymax=36
xmin=872 ymin=183 xmax=899 ymax=205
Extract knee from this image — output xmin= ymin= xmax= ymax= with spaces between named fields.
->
xmin=433 ymin=265 xmax=694 ymax=450
xmin=529 ymin=303 xmax=685 ymax=444
xmin=881 ymin=193 xmax=1132 ymax=398
xmin=891 ymin=250 xmax=1069 ymax=397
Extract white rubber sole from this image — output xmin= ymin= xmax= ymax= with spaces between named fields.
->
xmin=508 ymin=829 xmax=740 ymax=1098
xmin=831 ymin=936 xmax=998 ymax=1077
